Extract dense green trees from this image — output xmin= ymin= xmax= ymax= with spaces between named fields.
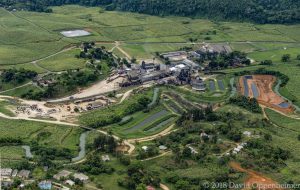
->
xmin=93 ymin=134 xmax=117 ymax=153
xmin=2 ymin=0 xmax=299 ymax=24
xmin=204 ymin=51 xmax=251 ymax=70
xmin=87 ymin=95 xmax=151 ymax=128
xmin=118 ymin=162 xmax=161 ymax=190
xmin=242 ymin=138 xmax=291 ymax=170
xmin=136 ymin=145 xmax=159 ymax=160
xmin=1 ymin=68 xmax=37 ymax=84
xmin=0 ymin=137 xmax=23 ymax=145
xmin=113 ymin=0 xmax=300 ymax=24
xmin=229 ymin=96 xmax=262 ymax=113
xmin=77 ymin=154 xmax=114 ymax=175
xmin=260 ymin=60 xmax=273 ymax=65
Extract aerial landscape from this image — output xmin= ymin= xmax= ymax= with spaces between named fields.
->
xmin=0 ymin=0 xmax=299 ymax=190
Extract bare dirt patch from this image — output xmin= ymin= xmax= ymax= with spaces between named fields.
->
xmin=230 ymin=162 xmax=282 ymax=190
xmin=239 ymin=75 xmax=294 ymax=114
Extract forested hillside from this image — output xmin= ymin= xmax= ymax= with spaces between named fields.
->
xmin=1 ymin=0 xmax=299 ymax=24
xmin=113 ymin=0 xmax=300 ymax=24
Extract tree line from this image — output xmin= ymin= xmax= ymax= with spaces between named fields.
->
xmin=1 ymin=0 xmax=299 ymax=24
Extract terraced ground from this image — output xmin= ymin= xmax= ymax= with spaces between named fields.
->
xmin=108 ymin=105 xmax=176 ymax=139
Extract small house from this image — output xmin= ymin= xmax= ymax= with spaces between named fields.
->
xmin=17 ymin=170 xmax=30 ymax=179
xmin=53 ymin=170 xmax=72 ymax=180
xmin=0 ymin=168 xmax=13 ymax=177
xmin=73 ymin=173 xmax=89 ymax=182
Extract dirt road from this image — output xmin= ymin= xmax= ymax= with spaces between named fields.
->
xmin=230 ymin=162 xmax=282 ymax=190
xmin=48 ymin=77 xmax=123 ymax=103
xmin=0 ymin=112 xmax=77 ymax=126
xmin=128 ymin=124 xmax=176 ymax=144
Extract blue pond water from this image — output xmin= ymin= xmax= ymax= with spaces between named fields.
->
xmin=243 ymin=77 xmax=249 ymax=97
xmin=278 ymin=102 xmax=290 ymax=108
xmin=244 ymin=75 xmax=253 ymax=79
xmin=251 ymin=83 xmax=259 ymax=98
xmin=209 ymin=81 xmax=216 ymax=91
xmin=218 ymin=80 xmax=225 ymax=91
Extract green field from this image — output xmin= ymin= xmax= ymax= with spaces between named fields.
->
xmin=0 ymin=146 xmax=25 ymax=159
xmin=249 ymin=46 xmax=300 ymax=62
xmin=0 ymin=84 xmax=43 ymax=98
xmin=0 ymin=99 xmax=15 ymax=116
xmin=119 ymin=43 xmax=192 ymax=60
xmin=1 ymin=5 xmax=300 ymax=67
xmin=264 ymin=109 xmax=300 ymax=182
xmin=0 ymin=118 xmax=82 ymax=154
xmin=37 ymin=48 xmax=86 ymax=72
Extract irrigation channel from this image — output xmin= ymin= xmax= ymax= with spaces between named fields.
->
xmin=148 ymin=88 xmax=160 ymax=108
xmin=22 ymin=145 xmax=33 ymax=158
xmin=72 ymin=131 xmax=89 ymax=162
xmin=274 ymin=80 xmax=300 ymax=112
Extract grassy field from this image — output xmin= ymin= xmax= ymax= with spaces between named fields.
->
xmin=37 ymin=48 xmax=86 ymax=72
xmin=119 ymin=43 xmax=192 ymax=60
xmin=0 ymin=5 xmax=300 ymax=67
xmin=264 ymin=109 xmax=300 ymax=183
xmin=0 ymin=146 xmax=25 ymax=159
xmin=249 ymin=46 xmax=300 ymax=62
xmin=0 ymin=84 xmax=43 ymax=98
xmin=265 ymin=109 xmax=300 ymax=131
xmin=0 ymin=118 xmax=82 ymax=154
xmin=0 ymin=100 xmax=15 ymax=116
